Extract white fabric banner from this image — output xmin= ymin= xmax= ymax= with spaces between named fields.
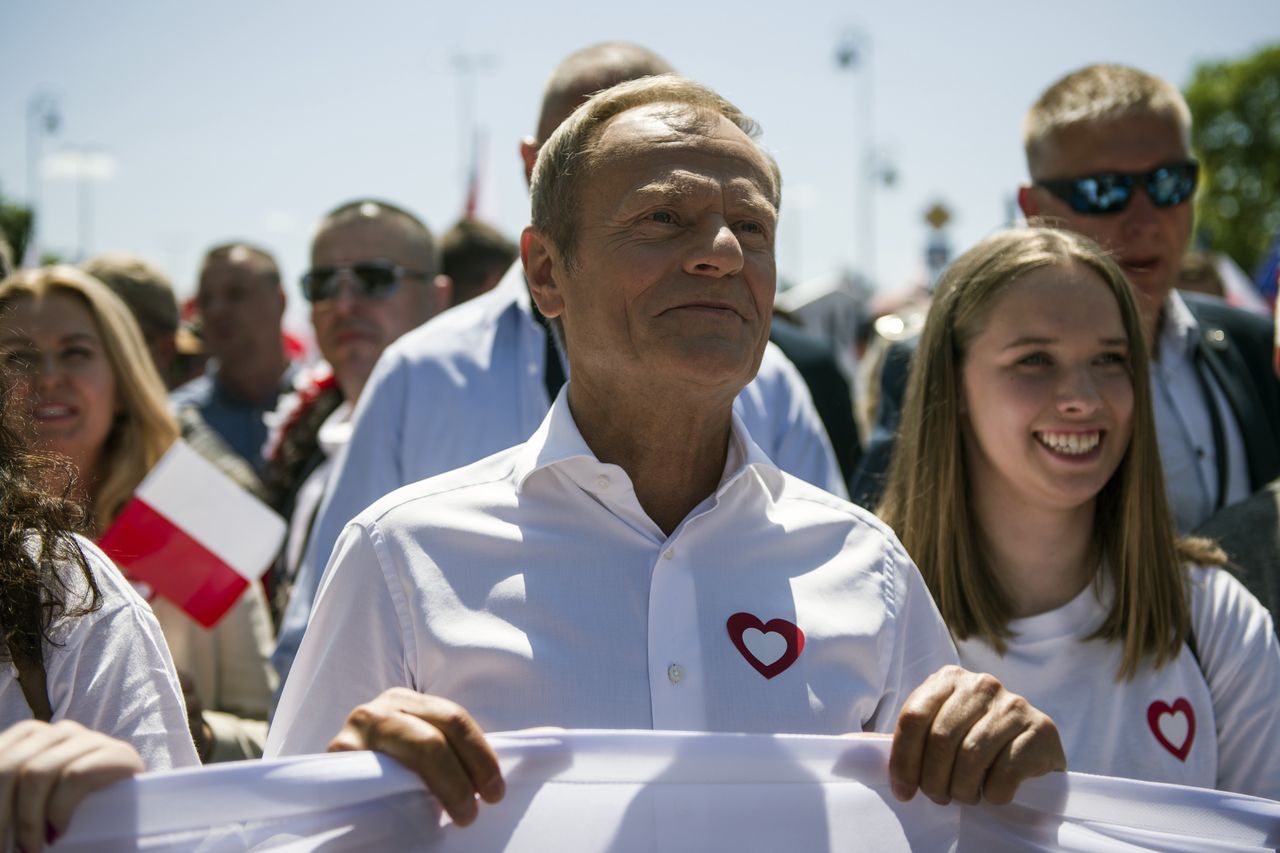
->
xmin=49 ymin=731 xmax=1280 ymax=852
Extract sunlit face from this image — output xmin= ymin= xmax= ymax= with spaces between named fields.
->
xmin=0 ymin=292 xmax=120 ymax=480
xmin=528 ymin=104 xmax=778 ymax=403
xmin=196 ymin=250 xmax=284 ymax=361
xmin=1021 ymin=113 xmax=1193 ymax=331
xmin=309 ymin=218 xmax=443 ymax=401
xmin=960 ymin=263 xmax=1134 ymax=515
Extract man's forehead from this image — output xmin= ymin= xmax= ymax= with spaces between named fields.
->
xmin=594 ymin=104 xmax=775 ymax=193
xmin=1033 ymin=112 xmax=1189 ymax=177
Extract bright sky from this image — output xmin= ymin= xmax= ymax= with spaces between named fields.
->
xmin=3 ymin=1 xmax=1278 ymax=334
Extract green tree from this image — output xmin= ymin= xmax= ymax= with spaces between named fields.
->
xmin=0 ymin=186 xmax=34 ymax=265
xmin=1186 ymin=44 xmax=1280 ymax=278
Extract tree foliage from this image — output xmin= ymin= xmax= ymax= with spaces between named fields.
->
xmin=0 ymin=186 xmax=34 ymax=266
xmin=1185 ymin=44 xmax=1280 ymax=278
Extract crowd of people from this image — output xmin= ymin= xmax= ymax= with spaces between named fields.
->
xmin=0 ymin=40 xmax=1278 ymax=850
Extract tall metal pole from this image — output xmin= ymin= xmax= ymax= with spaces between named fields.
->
xmin=451 ymin=53 xmax=497 ymax=214
xmin=836 ymin=32 xmax=877 ymax=289
xmin=25 ymin=94 xmax=60 ymax=265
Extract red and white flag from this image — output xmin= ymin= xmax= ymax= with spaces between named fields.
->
xmin=98 ymin=440 xmax=286 ymax=628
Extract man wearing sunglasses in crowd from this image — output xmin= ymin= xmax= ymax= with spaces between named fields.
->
xmin=262 ymin=200 xmax=450 ymax=621
xmin=853 ymin=63 xmax=1280 ymax=538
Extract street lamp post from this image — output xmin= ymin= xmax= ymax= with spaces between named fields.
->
xmin=835 ymin=31 xmax=876 ymax=289
xmin=25 ymin=94 xmax=61 ymax=264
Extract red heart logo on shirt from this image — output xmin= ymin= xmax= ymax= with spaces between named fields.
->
xmin=1147 ymin=698 xmax=1195 ymax=762
xmin=726 ymin=612 xmax=805 ymax=680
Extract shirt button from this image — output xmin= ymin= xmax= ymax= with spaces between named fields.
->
xmin=667 ymin=664 xmax=684 ymax=684
xmin=595 ymin=475 xmax=610 ymax=490
xmin=528 ymin=362 xmax=539 ymax=376
xmin=663 ymin=548 xmax=674 ymax=560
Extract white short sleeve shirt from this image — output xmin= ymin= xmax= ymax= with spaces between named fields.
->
xmin=267 ymin=394 xmax=954 ymax=757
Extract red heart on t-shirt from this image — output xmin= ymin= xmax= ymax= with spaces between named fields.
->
xmin=1147 ymin=697 xmax=1195 ymax=762
xmin=726 ymin=612 xmax=805 ymax=680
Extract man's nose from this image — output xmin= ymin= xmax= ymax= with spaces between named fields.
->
xmin=685 ymin=220 xmax=744 ymax=277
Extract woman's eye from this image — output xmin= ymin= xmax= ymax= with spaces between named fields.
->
xmin=1018 ymin=353 xmax=1051 ymax=367
xmin=1096 ymin=351 xmax=1128 ymax=366
xmin=2 ymin=350 xmax=35 ymax=370
xmin=62 ymin=347 xmax=93 ymax=363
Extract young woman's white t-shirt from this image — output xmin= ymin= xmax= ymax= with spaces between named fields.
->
xmin=0 ymin=536 xmax=199 ymax=770
xmin=957 ymin=566 xmax=1279 ymax=800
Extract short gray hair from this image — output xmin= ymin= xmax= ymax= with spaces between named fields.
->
xmin=530 ymin=74 xmax=781 ymax=266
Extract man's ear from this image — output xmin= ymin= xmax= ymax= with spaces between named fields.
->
xmin=1016 ymin=185 xmax=1040 ymax=221
xmin=431 ymin=274 xmax=453 ymax=313
xmin=522 ymin=226 xmax=564 ymax=319
xmin=520 ymin=137 xmax=539 ymax=186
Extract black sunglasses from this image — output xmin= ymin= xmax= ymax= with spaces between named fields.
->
xmin=299 ymin=260 xmax=430 ymax=303
xmin=1034 ymin=160 xmax=1199 ymax=216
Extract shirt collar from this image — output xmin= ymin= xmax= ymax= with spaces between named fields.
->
xmin=1157 ymin=289 xmax=1200 ymax=361
xmin=513 ymin=387 xmax=784 ymax=500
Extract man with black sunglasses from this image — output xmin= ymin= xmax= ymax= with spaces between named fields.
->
xmin=262 ymin=200 xmax=450 ymax=622
xmin=853 ymin=64 xmax=1280 ymax=535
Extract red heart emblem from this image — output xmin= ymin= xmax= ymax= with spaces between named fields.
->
xmin=1147 ymin=698 xmax=1195 ymax=762
xmin=726 ymin=612 xmax=805 ymax=680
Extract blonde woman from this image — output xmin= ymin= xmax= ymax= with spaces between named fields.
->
xmin=0 ymin=266 xmax=277 ymax=762
xmin=879 ymin=228 xmax=1279 ymax=798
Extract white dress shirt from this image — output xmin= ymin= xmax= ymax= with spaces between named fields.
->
xmin=273 ymin=263 xmax=845 ymax=682
xmin=1150 ymin=291 xmax=1250 ymax=532
xmin=267 ymin=392 xmax=954 ymax=756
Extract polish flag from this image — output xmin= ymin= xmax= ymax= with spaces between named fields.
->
xmin=98 ymin=440 xmax=286 ymax=628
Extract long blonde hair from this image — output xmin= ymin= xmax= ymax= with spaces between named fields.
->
xmin=0 ymin=266 xmax=178 ymax=533
xmin=878 ymin=227 xmax=1222 ymax=679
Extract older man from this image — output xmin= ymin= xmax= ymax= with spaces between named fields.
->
xmin=264 ymin=200 xmax=450 ymax=617
xmin=853 ymin=64 xmax=1280 ymax=526
xmin=272 ymin=43 xmax=845 ymax=681
xmin=267 ymin=76 xmax=1063 ymax=825
xmin=172 ymin=243 xmax=292 ymax=470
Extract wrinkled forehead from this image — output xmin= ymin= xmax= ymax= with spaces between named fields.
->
xmin=593 ymin=104 xmax=779 ymax=205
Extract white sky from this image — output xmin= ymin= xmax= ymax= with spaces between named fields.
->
xmin=3 ymin=1 xmax=1278 ymax=334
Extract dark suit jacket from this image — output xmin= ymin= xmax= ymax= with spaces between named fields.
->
xmin=850 ymin=294 xmax=1280 ymax=511
xmin=1196 ymin=477 xmax=1280 ymax=638
xmin=769 ymin=317 xmax=862 ymax=490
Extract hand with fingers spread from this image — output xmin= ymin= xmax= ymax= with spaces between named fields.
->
xmin=0 ymin=719 xmax=145 ymax=852
xmin=327 ymin=687 xmax=505 ymax=827
xmin=888 ymin=665 xmax=1065 ymax=806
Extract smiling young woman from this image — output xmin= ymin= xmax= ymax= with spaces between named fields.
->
xmin=878 ymin=228 xmax=1279 ymax=799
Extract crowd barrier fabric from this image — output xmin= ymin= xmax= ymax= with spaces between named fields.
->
xmin=49 ymin=730 xmax=1280 ymax=852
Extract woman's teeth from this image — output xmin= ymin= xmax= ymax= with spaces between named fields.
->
xmin=1035 ymin=431 xmax=1100 ymax=455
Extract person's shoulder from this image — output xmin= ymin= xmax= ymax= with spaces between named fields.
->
xmin=772 ymin=468 xmax=911 ymax=556
xmin=42 ymin=535 xmax=155 ymax=640
xmin=1186 ymin=562 xmax=1274 ymax=632
xmin=353 ymin=443 xmax=525 ymax=531
xmin=169 ymin=373 xmax=213 ymax=407
xmin=1181 ymin=292 xmax=1274 ymax=341
xmin=384 ymin=274 xmax=525 ymax=366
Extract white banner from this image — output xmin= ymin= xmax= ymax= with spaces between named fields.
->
xmin=50 ymin=731 xmax=1280 ymax=852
